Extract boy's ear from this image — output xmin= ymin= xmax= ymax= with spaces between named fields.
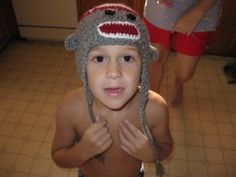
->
xmin=64 ymin=33 xmax=79 ymax=51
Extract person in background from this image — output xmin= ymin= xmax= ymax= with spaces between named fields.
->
xmin=143 ymin=0 xmax=223 ymax=106
xmin=51 ymin=3 xmax=173 ymax=177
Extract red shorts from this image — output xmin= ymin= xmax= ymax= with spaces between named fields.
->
xmin=144 ymin=18 xmax=215 ymax=57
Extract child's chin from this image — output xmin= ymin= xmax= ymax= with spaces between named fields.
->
xmin=104 ymin=101 xmax=128 ymax=111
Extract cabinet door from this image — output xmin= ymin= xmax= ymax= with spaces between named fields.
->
xmin=77 ymin=0 xmax=132 ymax=18
xmin=206 ymin=0 xmax=236 ymax=56
xmin=0 ymin=3 xmax=11 ymax=50
xmin=0 ymin=0 xmax=19 ymax=51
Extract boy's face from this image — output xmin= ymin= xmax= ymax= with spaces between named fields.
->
xmin=87 ymin=45 xmax=141 ymax=110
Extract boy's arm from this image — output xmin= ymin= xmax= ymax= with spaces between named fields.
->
xmin=51 ymin=104 xmax=91 ymax=168
xmin=51 ymin=95 xmax=112 ymax=168
xmin=118 ymin=94 xmax=173 ymax=162
xmin=149 ymin=97 xmax=173 ymax=161
xmin=173 ymin=0 xmax=218 ymax=35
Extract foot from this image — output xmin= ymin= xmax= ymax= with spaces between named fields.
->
xmin=170 ymin=83 xmax=183 ymax=107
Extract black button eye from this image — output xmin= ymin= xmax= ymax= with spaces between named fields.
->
xmin=127 ymin=13 xmax=136 ymax=21
xmin=105 ymin=9 xmax=115 ymax=16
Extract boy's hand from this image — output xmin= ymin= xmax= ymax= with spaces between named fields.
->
xmin=80 ymin=116 xmax=112 ymax=158
xmin=118 ymin=120 xmax=157 ymax=162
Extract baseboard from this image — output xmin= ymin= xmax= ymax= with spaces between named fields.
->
xmin=19 ymin=26 xmax=76 ymax=41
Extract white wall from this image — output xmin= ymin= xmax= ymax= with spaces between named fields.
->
xmin=12 ymin=0 xmax=78 ymax=40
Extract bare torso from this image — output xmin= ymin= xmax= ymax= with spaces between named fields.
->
xmin=74 ymin=88 xmax=143 ymax=177
xmin=52 ymin=87 xmax=172 ymax=177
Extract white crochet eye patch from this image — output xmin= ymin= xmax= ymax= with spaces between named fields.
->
xmin=97 ymin=21 xmax=140 ymax=40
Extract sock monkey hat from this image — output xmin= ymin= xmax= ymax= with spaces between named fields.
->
xmin=65 ymin=3 xmax=164 ymax=176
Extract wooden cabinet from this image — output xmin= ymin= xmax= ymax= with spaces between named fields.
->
xmin=0 ymin=2 xmax=11 ymax=50
xmin=0 ymin=0 xmax=19 ymax=51
xmin=205 ymin=0 xmax=236 ymax=56
xmin=77 ymin=0 xmax=236 ymax=56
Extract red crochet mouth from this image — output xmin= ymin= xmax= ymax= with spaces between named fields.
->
xmin=98 ymin=21 xmax=140 ymax=39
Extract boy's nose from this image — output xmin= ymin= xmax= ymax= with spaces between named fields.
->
xmin=105 ymin=61 xmax=122 ymax=79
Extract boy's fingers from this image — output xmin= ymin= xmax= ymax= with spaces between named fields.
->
xmin=123 ymin=120 xmax=143 ymax=137
xmin=119 ymin=127 xmax=133 ymax=148
xmin=119 ymin=122 xmax=137 ymax=143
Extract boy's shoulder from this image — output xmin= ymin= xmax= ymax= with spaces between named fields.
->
xmin=56 ymin=87 xmax=87 ymax=118
xmin=147 ymin=90 xmax=168 ymax=108
xmin=146 ymin=90 xmax=168 ymax=125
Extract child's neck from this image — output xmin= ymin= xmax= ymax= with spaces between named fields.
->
xmin=92 ymin=91 xmax=140 ymax=118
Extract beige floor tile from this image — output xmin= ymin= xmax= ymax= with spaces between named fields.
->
xmin=205 ymin=148 xmax=224 ymax=163
xmin=12 ymin=125 xmax=32 ymax=139
xmin=28 ymin=127 xmax=47 ymax=141
xmin=224 ymin=150 xmax=236 ymax=165
xmin=0 ymin=168 xmax=9 ymax=177
xmin=214 ymin=111 xmax=232 ymax=123
xmin=20 ymin=113 xmax=37 ymax=126
xmin=168 ymin=159 xmax=188 ymax=176
xmin=204 ymin=134 xmax=221 ymax=148
xmin=186 ymin=132 xmax=203 ymax=146
xmin=184 ymin=109 xmax=200 ymax=120
xmin=220 ymin=136 xmax=236 ymax=150
xmin=218 ymin=123 xmax=235 ymax=136
xmin=41 ymin=103 xmax=57 ymax=115
xmin=38 ymin=142 xmax=51 ymax=159
xmin=13 ymin=155 xmax=33 ymax=173
xmin=0 ymin=123 xmax=16 ymax=136
xmin=5 ymin=138 xmax=23 ymax=153
xmin=188 ymin=162 xmax=208 ymax=177
xmin=226 ymin=165 xmax=236 ymax=177
xmin=185 ymin=120 xmax=202 ymax=133
xmin=8 ymin=172 xmax=28 ymax=177
xmin=13 ymin=101 xmax=29 ymax=112
xmin=207 ymin=163 xmax=227 ymax=177
xmin=172 ymin=145 xmax=187 ymax=160
xmin=30 ymin=158 xmax=52 ymax=176
xmin=171 ymin=130 xmax=186 ymax=145
xmin=34 ymin=115 xmax=53 ymax=128
xmin=199 ymin=110 xmax=215 ymax=122
xmin=187 ymin=146 xmax=206 ymax=162
xmin=26 ymin=102 xmax=44 ymax=114
xmin=0 ymin=153 xmax=18 ymax=169
xmin=1 ymin=41 xmax=235 ymax=177
xmin=20 ymin=140 xmax=41 ymax=156
xmin=0 ymin=136 xmax=9 ymax=151
xmin=5 ymin=111 xmax=23 ymax=124
xmin=49 ymin=164 xmax=71 ymax=177
xmin=201 ymin=121 xmax=218 ymax=134
xmin=0 ymin=99 xmax=16 ymax=110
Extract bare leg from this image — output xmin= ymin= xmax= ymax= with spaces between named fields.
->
xmin=149 ymin=43 xmax=169 ymax=93
xmin=170 ymin=52 xmax=199 ymax=106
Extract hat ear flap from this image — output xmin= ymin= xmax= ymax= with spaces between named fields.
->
xmin=149 ymin=45 xmax=158 ymax=63
xmin=65 ymin=33 xmax=79 ymax=51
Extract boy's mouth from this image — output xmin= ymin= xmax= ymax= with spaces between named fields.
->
xmin=98 ymin=21 xmax=140 ymax=40
xmin=104 ymin=87 xmax=124 ymax=97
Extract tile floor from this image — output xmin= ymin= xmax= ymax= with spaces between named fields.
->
xmin=0 ymin=41 xmax=235 ymax=177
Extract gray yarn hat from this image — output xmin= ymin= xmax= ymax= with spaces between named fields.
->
xmin=65 ymin=3 xmax=164 ymax=176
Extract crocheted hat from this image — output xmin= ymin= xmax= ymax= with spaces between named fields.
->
xmin=65 ymin=3 xmax=164 ymax=176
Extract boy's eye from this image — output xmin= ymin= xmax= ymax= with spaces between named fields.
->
xmin=105 ymin=9 xmax=115 ymax=16
xmin=123 ymin=55 xmax=133 ymax=62
xmin=94 ymin=56 xmax=104 ymax=62
xmin=127 ymin=13 xmax=136 ymax=21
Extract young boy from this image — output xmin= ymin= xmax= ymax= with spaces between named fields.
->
xmin=51 ymin=3 xmax=173 ymax=177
